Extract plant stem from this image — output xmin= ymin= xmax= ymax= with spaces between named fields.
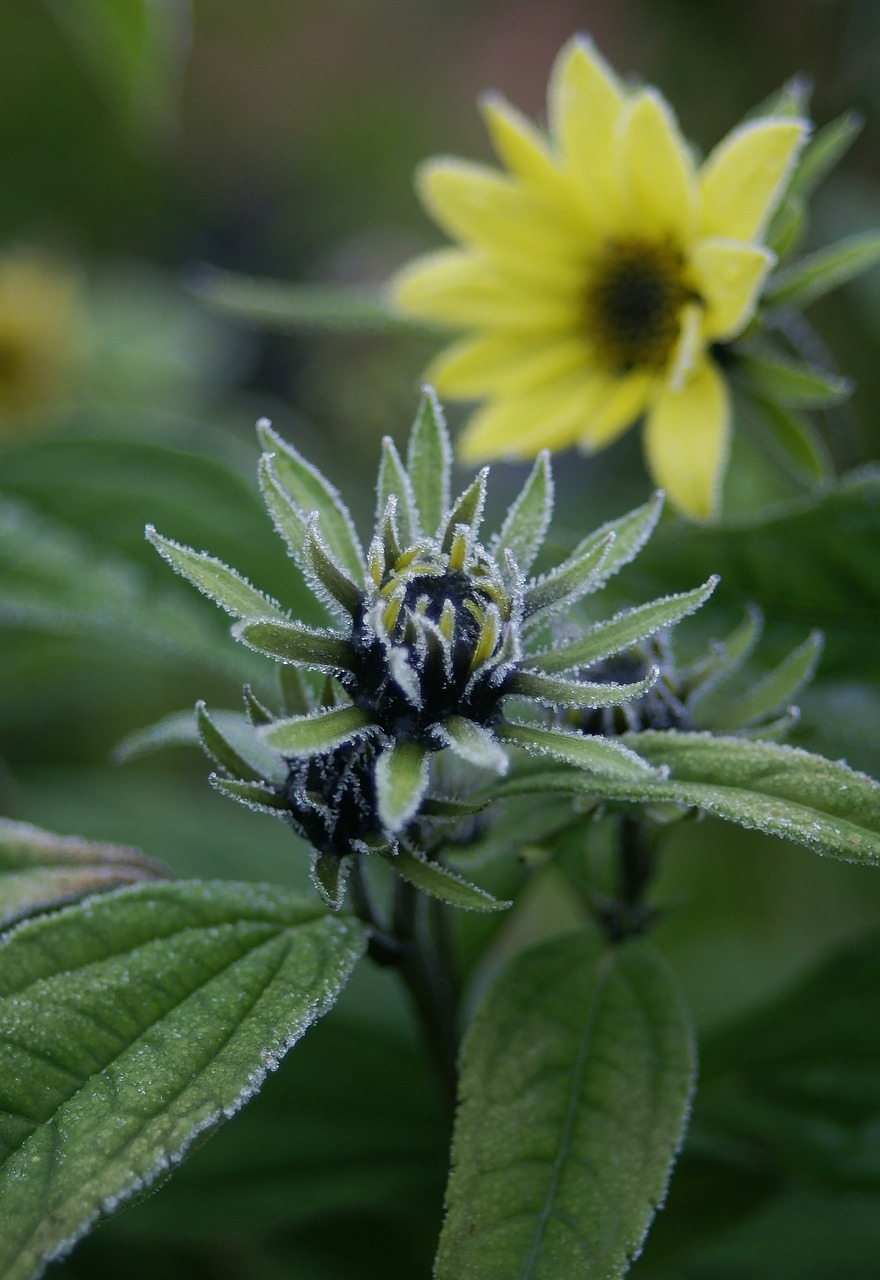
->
xmin=349 ymin=859 xmax=459 ymax=1103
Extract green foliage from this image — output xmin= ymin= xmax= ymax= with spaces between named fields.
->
xmin=435 ymin=928 xmax=695 ymax=1279
xmin=0 ymin=880 xmax=367 ymax=1279
xmin=0 ymin=818 xmax=169 ymax=927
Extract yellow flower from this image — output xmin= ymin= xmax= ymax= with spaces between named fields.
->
xmin=0 ymin=248 xmax=81 ymax=437
xmin=391 ymin=37 xmax=808 ymax=518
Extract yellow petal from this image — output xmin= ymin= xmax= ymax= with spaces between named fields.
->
xmin=459 ymin=375 xmax=605 ymax=462
xmin=579 ymin=370 xmax=654 ymax=450
xmin=548 ymin=35 xmax=625 ymax=192
xmin=617 ymin=89 xmax=696 ymax=241
xmin=480 ymin=92 xmax=563 ymax=190
xmin=643 ymin=359 xmax=731 ymax=519
xmin=667 ymin=302 xmax=703 ymax=392
xmin=417 ymin=158 xmax=586 ymax=259
xmin=428 ymin=332 xmax=589 ymax=398
xmin=690 ymin=237 xmax=775 ymax=340
xmin=699 ymin=117 xmax=809 ymax=241
xmin=390 ymin=249 xmax=578 ymax=332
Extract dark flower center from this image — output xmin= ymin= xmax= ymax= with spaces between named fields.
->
xmin=283 ymin=738 xmax=382 ymax=857
xmin=570 ymin=643 xmax=690 ymax=737
xmin=585 ymin=239 xmax=697 ymax=375
xmin=346 ymin=569 xmax=508 ymax=744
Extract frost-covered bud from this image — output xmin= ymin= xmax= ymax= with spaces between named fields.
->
xmin=147 ymin=388 xmax=720 ymax=907
xmin=571 ymin=611 xmax=823 ymax=743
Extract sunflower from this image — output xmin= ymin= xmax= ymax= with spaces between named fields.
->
xmin=391 ymin=36 xmax=808 ymax=518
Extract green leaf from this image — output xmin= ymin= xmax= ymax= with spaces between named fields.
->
xmin=374 ymin=742 xmax=430 ymax=832
xmin=188 ymin=266 xmax=435 ymax=336
xmin=303 ymin=521 xmax=362 ymax=617
xmin=391 ymin=848 xmax=510 ymax=911
xmin=233 ymin=617 xmax=355 ymax=672
xmin=788 ymin=109 xmax=864 ymax=201
xmin=112 ymin=708 xmax=200 ymax=762
xmin=435 ymin=928 xmax=695 ymax=1279
xmin=439 ymin=716 xmax=509 ymax=773
xmin=406 ymin=387 xmax=451 ymax=540
xmin=686 ymin=605 xmax=763 ymax=698
xmin=210 ymin=776 xmax=288 ymax=816
xmin=737 ymin=350 xmax=852 ymax=406
xmin=497 ymin=721 xmax=656 ymax=778
xmin=765 ymin=194 xmax=806 ymax=260
xmin=626 ymin=469 xmax=880 ymax=678
xmin=0 ymin=819 xmax=169 ymax=929
xmin=93 ymin=1014 xmax=449 ymax=1240
xmin=0 ymin=494 xmax=250 ymax=682
xmin=527 ymin=579 xmax=718 ymax=675
xmin=742 ymin=391 xmax=832 ymax=483
xmin=0 ymin=880 xmax=367 ymax=1278
xmin=441 ymin=469 xmax=488 ymax=556
xmin=492 ymin=451 xmax=553 ymax=576
xmin=508 ymin=666 xmax=659 ymax=709
xmin=764 ymin=230 xmax=880 ymax=309
xmin=256 ymin=420 xmax=365 ymax=584
xmin=145 ymin=526 xmax=285 ymax=619
xmin=709 ymin=630 xmax=823 ymax=729
xmin=196 ymin=702 xmax=285 ymax=785
xmin=696 ymin=928 xmax=880 ymax=1190
xmin=262 ymin=704 xmax=372 ymax=755
xmin=509 ymin=731 xmax=880 ymax=865
xmin=376 ymin=437 xmax=417 ymax=551
xmin=525 ymin=492 xmax=663 ymax=625
xmin=44 ymin=0 xmax=191 ymax=144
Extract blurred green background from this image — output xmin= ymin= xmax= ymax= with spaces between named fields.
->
xmin=1 ymin=1 xmax=879 ymax=1276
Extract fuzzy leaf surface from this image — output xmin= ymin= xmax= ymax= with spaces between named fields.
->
xmin=0 ymin=819 xmax=169 ymax=928
xmin=0 ymin=880 xmax=367 ymax=1279
xmin=435 ymin=929 xmax=694 ymax=1279
xmin=501 ymin=732 xmax=880 ymax=865
xmin=764 ymin=230 xmax=880 ymax=309
xmin=391 ymin=848 xmax=510 ymax=912
xmin=406 ymin=387 xmax=450 ymax=539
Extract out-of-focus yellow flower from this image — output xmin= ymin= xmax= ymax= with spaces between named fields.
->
xmin=391 ymin=37 xmax=808 ymax=518
xmin=0 ymin=248 xmax=82 ymax=436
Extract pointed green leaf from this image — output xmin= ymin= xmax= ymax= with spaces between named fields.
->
xmin=764 ymin=230 xmax=880 ymax=309
xmin=743 ymin=391 xmax=832 ymax=483
xmin=278 ymin=662 xmax=313 ymax=716
xmin=507 ymin=732 xmax=880 ymax=865
xmin=233 ymin=617 xmax=355 ymax=672
xmin=497 ymin=721 xmax=656 ymax=778
xmin=524 ymin=492 xmax=664 ymax=625
xmin=377 ymin=437 xmax=417 ymax=550
xmin=375 ymin=742 xmax=430 ymax=832
xmin=145 ymin=526 xmax=285 ymax=619
xmin=508 ymin=666 xmax=659 ymax=709
xmin=303 ymin=520 xmax=362 ymax=617
xmin=242 ymin=683 xmax=273 ymax=726
xmin=440 ymin=468 xmax=488 ymax=555
xmin=257 ymin=419 xmax=365 ymax=583
xmin=406 ymin=386 xmax=451 ymax=539
xmin=686 ymin=605 xmax=763 ymax=695
xmin=440 ymin=716 xmax=509 ymax=774
xmin=262 ymin=704 xmax=372 ymax=755
xmin=112 ymin=708 xmax=200 ymax=763
xmin=435 ymin=929 xmax=695 ymax=1279
xmin=788 ymin=110 xmax=864 ymax=200
xmin=0 ymin=819 xmax=169 ymax=929
xmin=710 ymin=630 xmax=823 ymax=729
xmin=0 ymin=880 xmax=367 ymax=1279
xmin=765 ymin=194 xmax=806 ymax=260
xmin=189 ymin=267 xmax=434 ymax=335
xmin=528 ymin=579 xmax=718 ymax=675
xmin=738 ymin=350 xmax=852 ymax=406
xmin=258 ymin=454 xmax=310 ymax=564
xmin=196 ymin=703 xmax=286 ymax=785
xmin=210 ymin=775 xmax=288 ymax=815
xmin=310 ymin=851 xmax=350 ymax=910
xmin=391 ymin=847 xmax=510 ymax=911
xmin=492 ymin=451 xmax=553 ymax=576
